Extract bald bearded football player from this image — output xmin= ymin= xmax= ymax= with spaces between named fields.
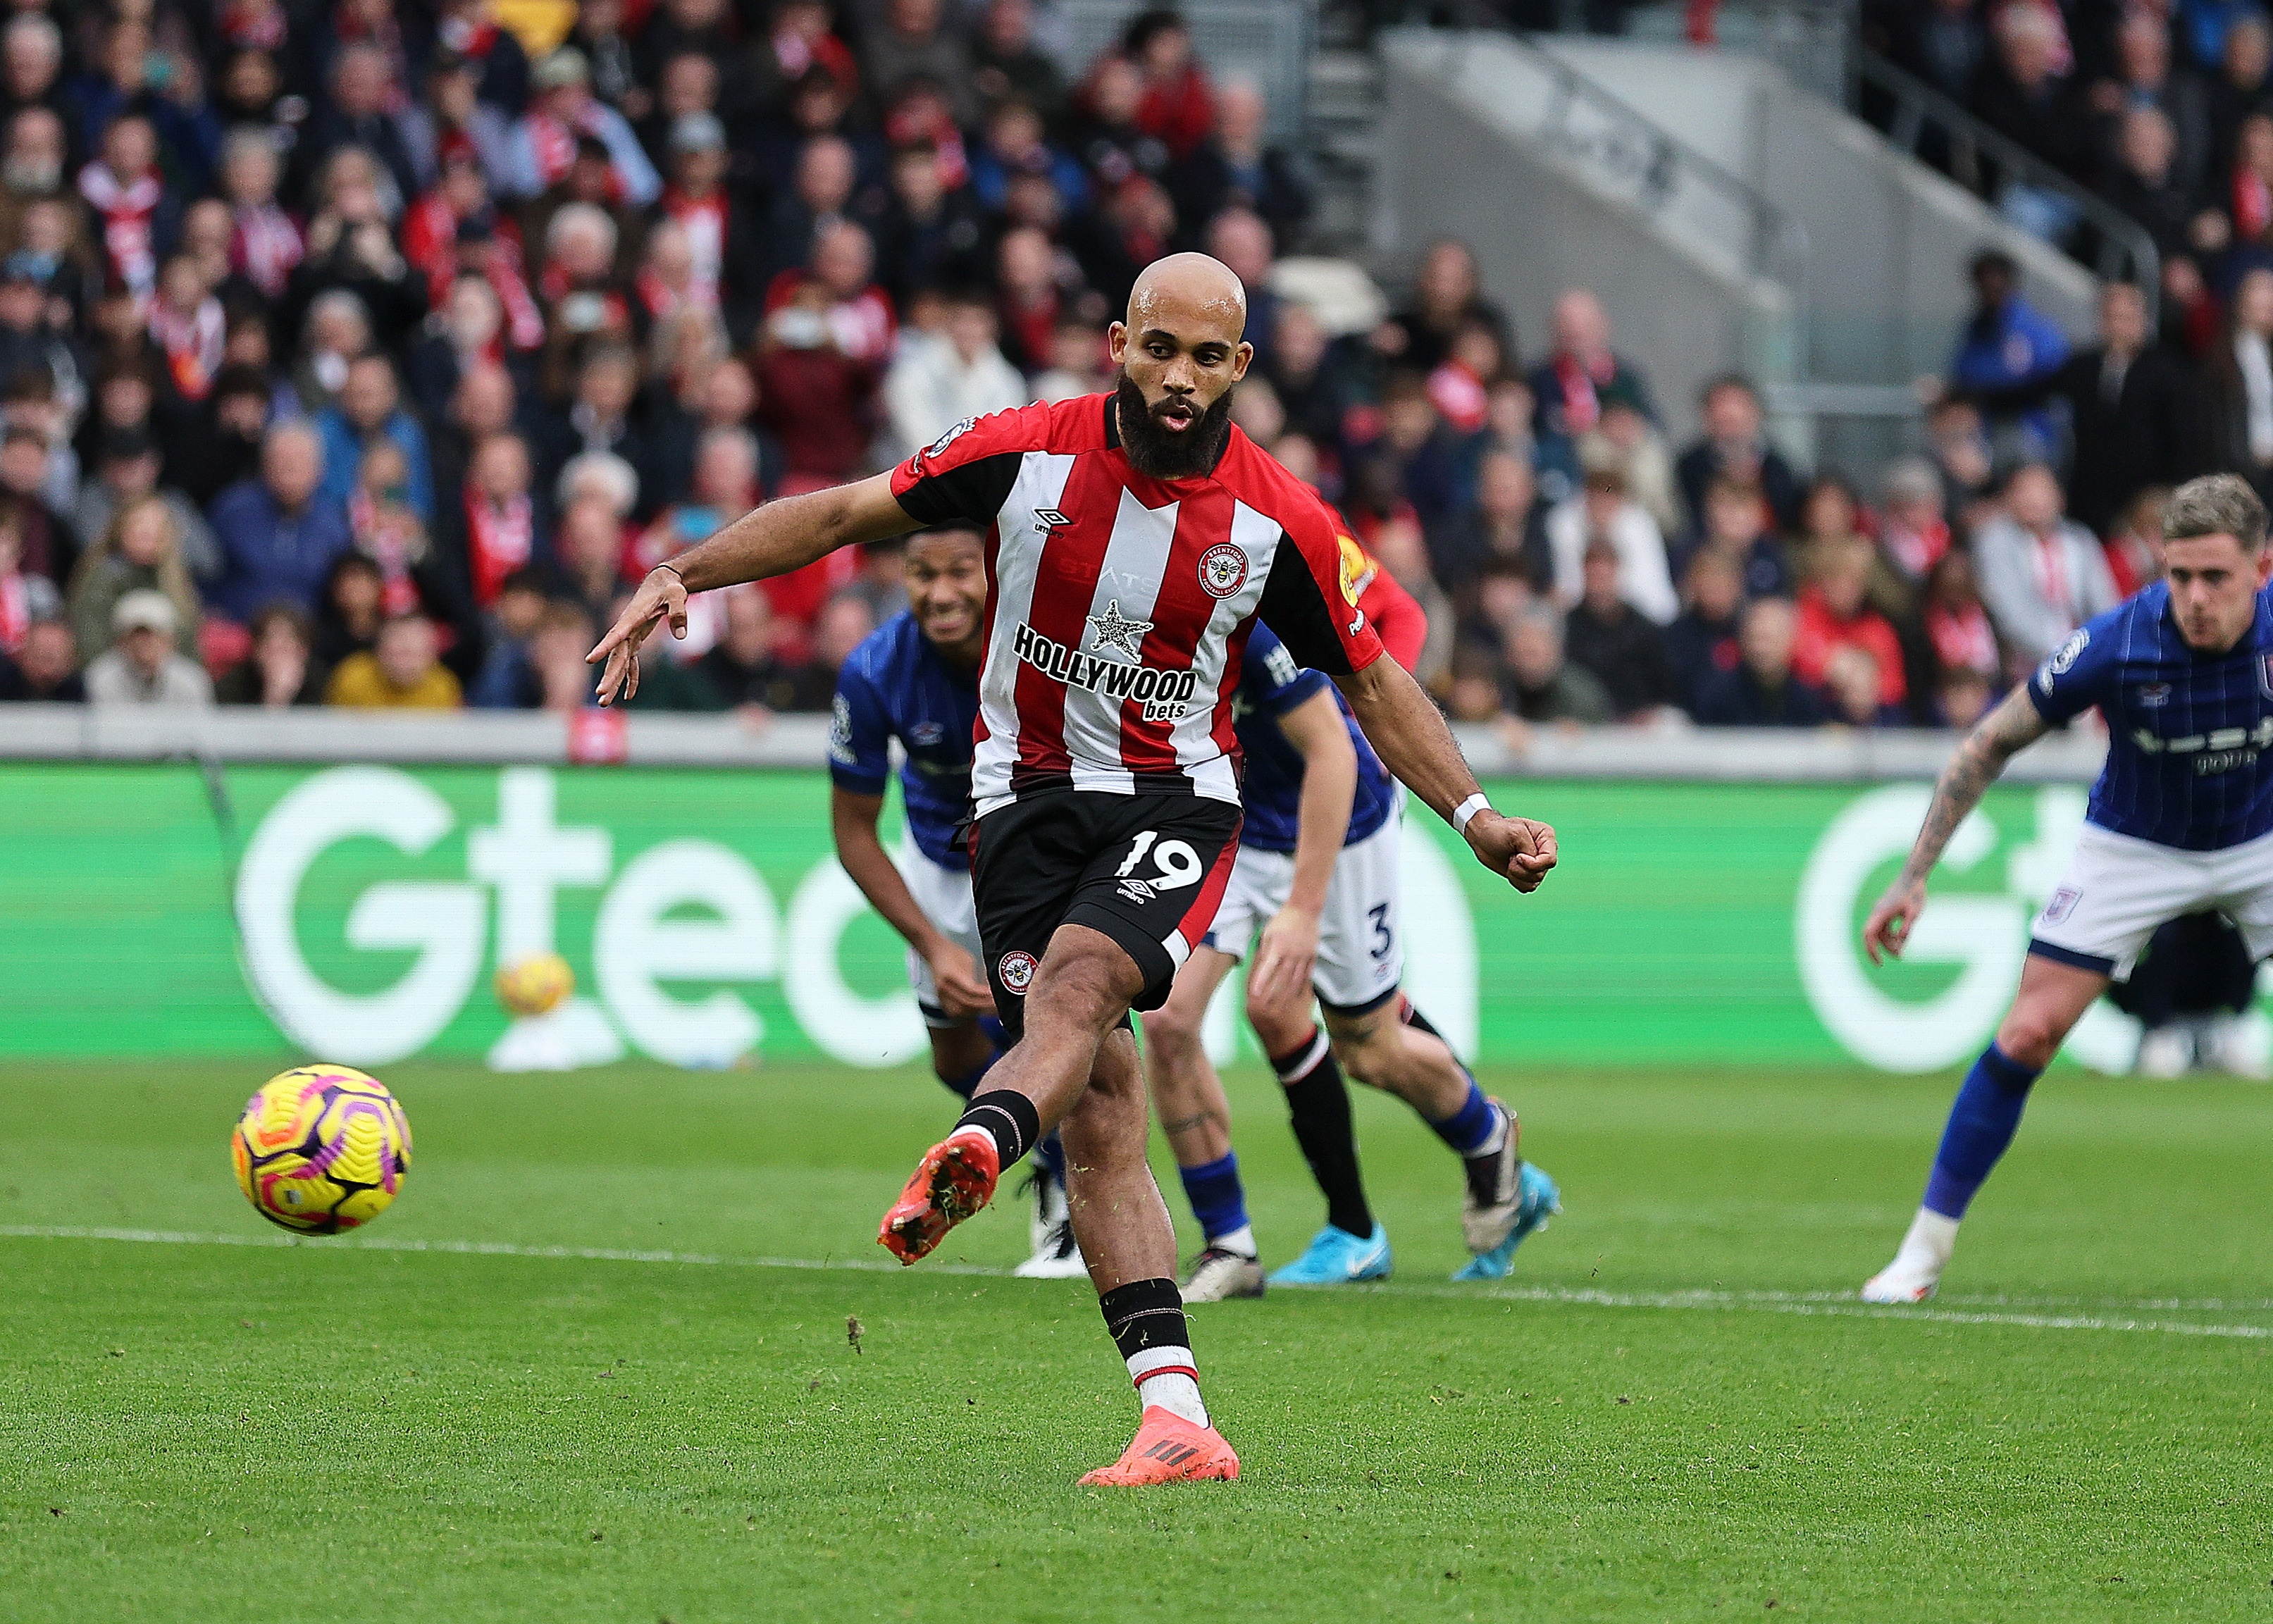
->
xmin=589 ymin=254 xmax=1559 ymax=1486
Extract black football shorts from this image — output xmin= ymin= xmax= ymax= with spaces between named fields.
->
xmin=968 ymin=790 xmax=1243 ymax=1040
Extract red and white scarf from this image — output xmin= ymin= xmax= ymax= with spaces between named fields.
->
xmin=230 ymin=202 xmax=303 ymax=298
xmin=1552 ymin=350 xmax=1613 ymax=435
xmin=151 ymin=295 xmax=226 ymax=401
xmin=79 ymin=163 xmax=163 ymax=300
xmin=2029 ymin=528 xmax=2077 ymax=628
xmin=465 ymin=488 xmax=533 ymax=607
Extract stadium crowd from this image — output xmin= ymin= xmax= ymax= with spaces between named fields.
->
xmin=0 ymin=0 xmax=2254 ymax=742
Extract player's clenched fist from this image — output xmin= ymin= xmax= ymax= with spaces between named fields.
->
xmin=1466 ymin=813 xmax=1558 ymax=893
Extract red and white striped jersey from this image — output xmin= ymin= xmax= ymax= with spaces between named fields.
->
xmin=891 ymin=392 xmax=1385 ymax=817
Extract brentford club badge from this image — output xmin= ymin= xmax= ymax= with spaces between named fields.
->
xmin=1196 ymin=542 xmax=1249 ymax=599
xmin=997 ymin=950 xmax=1038 ymax=994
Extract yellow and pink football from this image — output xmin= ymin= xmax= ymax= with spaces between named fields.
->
xmin=231 ymin=1065 xmax=412 ymax=1234
xmin=494 ymin=952 xmax=575 ymax=1018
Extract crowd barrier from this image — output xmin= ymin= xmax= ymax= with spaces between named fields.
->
xmin=0 ymin=707 xmax=2128 ymax=1074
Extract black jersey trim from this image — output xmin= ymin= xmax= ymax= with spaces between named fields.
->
xmin=896 ymin=450 xmax=1024 ymax=529
xmin=1257 ymin=538 xmax=1363 ymax=675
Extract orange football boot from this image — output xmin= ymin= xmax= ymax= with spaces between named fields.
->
xmin=878 ymin=1129 xmax=1001 ymax=1265
xmin=1076 ymin=1407 xmax=1241 ymax=1486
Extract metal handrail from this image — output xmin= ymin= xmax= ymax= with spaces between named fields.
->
xmin=1520 ymin=42 xmax=1810 ymax=292
xmin=1853 ymin=49 xmax=2159 ymax=322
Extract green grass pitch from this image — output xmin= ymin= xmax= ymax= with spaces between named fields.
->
xmin=0 ymin=1057 xmax=2267 ymax=1622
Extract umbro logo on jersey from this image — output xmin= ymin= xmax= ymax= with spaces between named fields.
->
xmin=1012 ymin=621 xmax=1199 ymax=719
xmin=1034 ymin=507 xmax=1070 ymax=535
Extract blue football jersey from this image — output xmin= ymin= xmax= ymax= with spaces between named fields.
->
xmin=829 ymin=611 xmax=981 ymax=869
xmin=2028 ymin=582 xmax=2273 ymax=851
xmin=1235 ymin=621 xmax=1397 ymax=854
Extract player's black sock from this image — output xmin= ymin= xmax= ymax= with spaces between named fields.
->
xmin=953 ymin=1089 xmax=1039 ymax=1169
xmin=1098 ymin=1277 xmax=1206 ymax=1425
xmin=1272 ymin=1027 xmax=1374 ymax=1239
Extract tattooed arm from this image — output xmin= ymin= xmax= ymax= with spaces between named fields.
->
xmin=1863 ymin=686 xmax=2052 ymax=964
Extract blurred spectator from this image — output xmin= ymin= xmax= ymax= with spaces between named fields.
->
xmin=295 ymin=42 xmax=421 ymax=209
xmin=0 ymin=616 xmax=83 ymax=701
xmin=77 ymin=116 xmax=176 ymax=307
xmin=2098 ymin=106 xmax=2205 ymax=254
xmin=1794 ymin=540 xmax=1909 ymax=712
xmin=867 ymin=0 xmax=979 ymax=128
xmin=507 ymin=48 xmax=659 ymax=209
xmin=1563 ymin=538 xmax=1676 ymax=719
xmin=789 ymin=592 xmax=878 ymax=710
xmin=1920 ymin=547 xmax=2003 ymax=684
xmin=1529 ymin=288 xmax=1658 ymax=478
xmin=286 ymin=156 xmax=426 ymax=355
xmin=539 ymin=343 xmax=656 ymax=512
xmin=1664 ymin=547 xmax=1745 ymax=712
xmin=1692 ymin=596 xmax=1830 ymax=726
xmin=1950 ymin=249 xmax=2070 ymax=461
xmin=612 ymin=585 xmax=725 ymax=710
xmin=2206 ymin=264 xmax=2273 ymax=500
xmin=2105 ymin=484 xmax=2171 ymax=596
xmin=318 ymin=354 xmax=435 ymax=523
xmin=0 ymin=422 xmax=72 ymax=585
xmin=2206 ymin=16 xmax=2273 ymax=169
xmin=1544 ymin=452 xmax=1678 ymax=625
xmin=1683 ymin=473 xmax=1792 ymax=600
xmin=1676 ymin=374 xmax=1804 ymax=534
xmin=73 ymin=428 xmax=221 ymax=590
xmin=1973 ymin=462 xmax=2121 ymax=671
xmin=1204 ymin=209 xmax=1280 ymax=358
xmin=84 ymin=589 xmax=211 ymax=705
xmin=696 ymin=583 xmax=799 ymax=712
xmin=1377 ymin=238 xmax=1511 ymax=378
xmin=215 ymin=600 xmax=326 ymax=706
xmin=971 ymin=0 xmax=1066 ymax=128
xmin=325 ymin=610 xmax=463 ymax=707
xmin=1935 ymin=666 xmax=1996 ymax=729
xmin=209 ymin=423 xmax=353 ymax=621
xmin=553 ymin=492 xmax=628 ymax=624
xmin=1876 ymin=457 xmax=1953 ymax=585
xmin=467 ymin=566 xmax=552 ymax=707
xmin=1171 ymin=76 xmax=1310 ymax=246
xmin=1823 ymin=643 xmax=1903 ymax=728
xmin=1579 ymin=402 xmax=1679 ymax=539
xmin=1125 ymin=11 xmax=1214 ymax=164
xmin=172 ymin=365 xmax=271 ymax=509
xmin=1793 ymin=473 xmax=1911 ymax=622
xmin=2097 ymin=13 xmax=2213 ymax=199
xmin=445 ymin=430 xmax=545 ymax=611
xmin=312 ymin=552 xmax=388 ymax=671
xmin=531 ymin=600 xmax=598 ymax=710
xmin=1971 ymin=5 xmax=2095 ymax=230
xmin=872 ymin=140 xmax=989 ymax=308
xmin=884 ymin=288 xmax=1026 ymax=461
xmin=1952 ymin=281 xmax=2198 ymax=536
xmin=66 ymin=495 xmax=200 ymax=665
xmin=1494 ymin=600 xmax=1614 ymax=727
xmin=1926 ymin=395 xmax=2000 ymax=520
xmin=1430 ymin=446 xmax=1549 ymax=594
xmin=756 ymin=278 xmax=882 ymax=485
xmin=1891 ymin=0 xmax=1990 ymax=105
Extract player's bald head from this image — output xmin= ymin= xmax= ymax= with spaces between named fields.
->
xmin=1126 ymin=252 xmax=1248 ymax=345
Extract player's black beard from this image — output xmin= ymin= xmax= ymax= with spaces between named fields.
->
xmin=1115 ymin=372 xmax=1235 ymax=479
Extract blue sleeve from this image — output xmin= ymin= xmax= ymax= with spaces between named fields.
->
xmin=827 ymin=652 xmax=893 ymax=795
xmin=1244 ymin=620 xmax=1330 ymax=716
xmin=2026 ymin=609 xmax=2122 ymax=726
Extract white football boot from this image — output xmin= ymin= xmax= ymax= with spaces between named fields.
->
xmin=1012 ymin=1165 xmax=1086 ymax=1278
xmin=1861 ymin=1208 xmax=1959 ymax=1303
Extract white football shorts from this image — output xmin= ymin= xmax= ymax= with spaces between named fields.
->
xmin=2029 ymin=821 xmax=2273 ymax=981
xmin=1201 ymin=803 xmax=1405 ymax=1012
xmin=902 ymin=850 xmax=986 ymax=1027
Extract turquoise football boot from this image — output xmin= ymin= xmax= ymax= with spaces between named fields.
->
xmin=1267 ymin=1222 xmax=1392 ymax=1285
xmin=1453 ymin=1162 xmax=1560 ymax=1281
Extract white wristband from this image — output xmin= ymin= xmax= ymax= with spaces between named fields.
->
xmin=1451 ymin=793 xmax=1492 ymax=834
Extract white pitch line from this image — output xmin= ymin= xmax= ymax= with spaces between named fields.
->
xmin=3 ymin=1224 xmax=2268 ymax=1341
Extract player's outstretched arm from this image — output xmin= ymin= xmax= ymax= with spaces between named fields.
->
xmin=1334 ymin=655 xmax=1557 ymax=893
xmin=1248 ymin=687 xmax=1360 ymax=1007
xmin=828 ymin=787 xmax=992 ymax=1018
xmin=1864 ymin=685 xmax=2052 ymax=964
xmin=588 ymin=472 xmax=917 ymax=705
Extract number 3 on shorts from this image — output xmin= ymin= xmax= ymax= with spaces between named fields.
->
xmin=1115 ymin=830 xmax=1205 ymax=889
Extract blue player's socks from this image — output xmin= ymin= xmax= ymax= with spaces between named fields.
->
xmin=938 ymin=1043 xmax=1003 ymax=1102
xmin=1427 ymin=1080 xmax=1499 ymax=1158
xmin=1177 ymin=1153 xmax=1251 ymax=1248
xmin=1034 ymin=1128 xmax=1066 ymax=1187
xmin=1921 ymin=1043 xmax=2041 ymax=1220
